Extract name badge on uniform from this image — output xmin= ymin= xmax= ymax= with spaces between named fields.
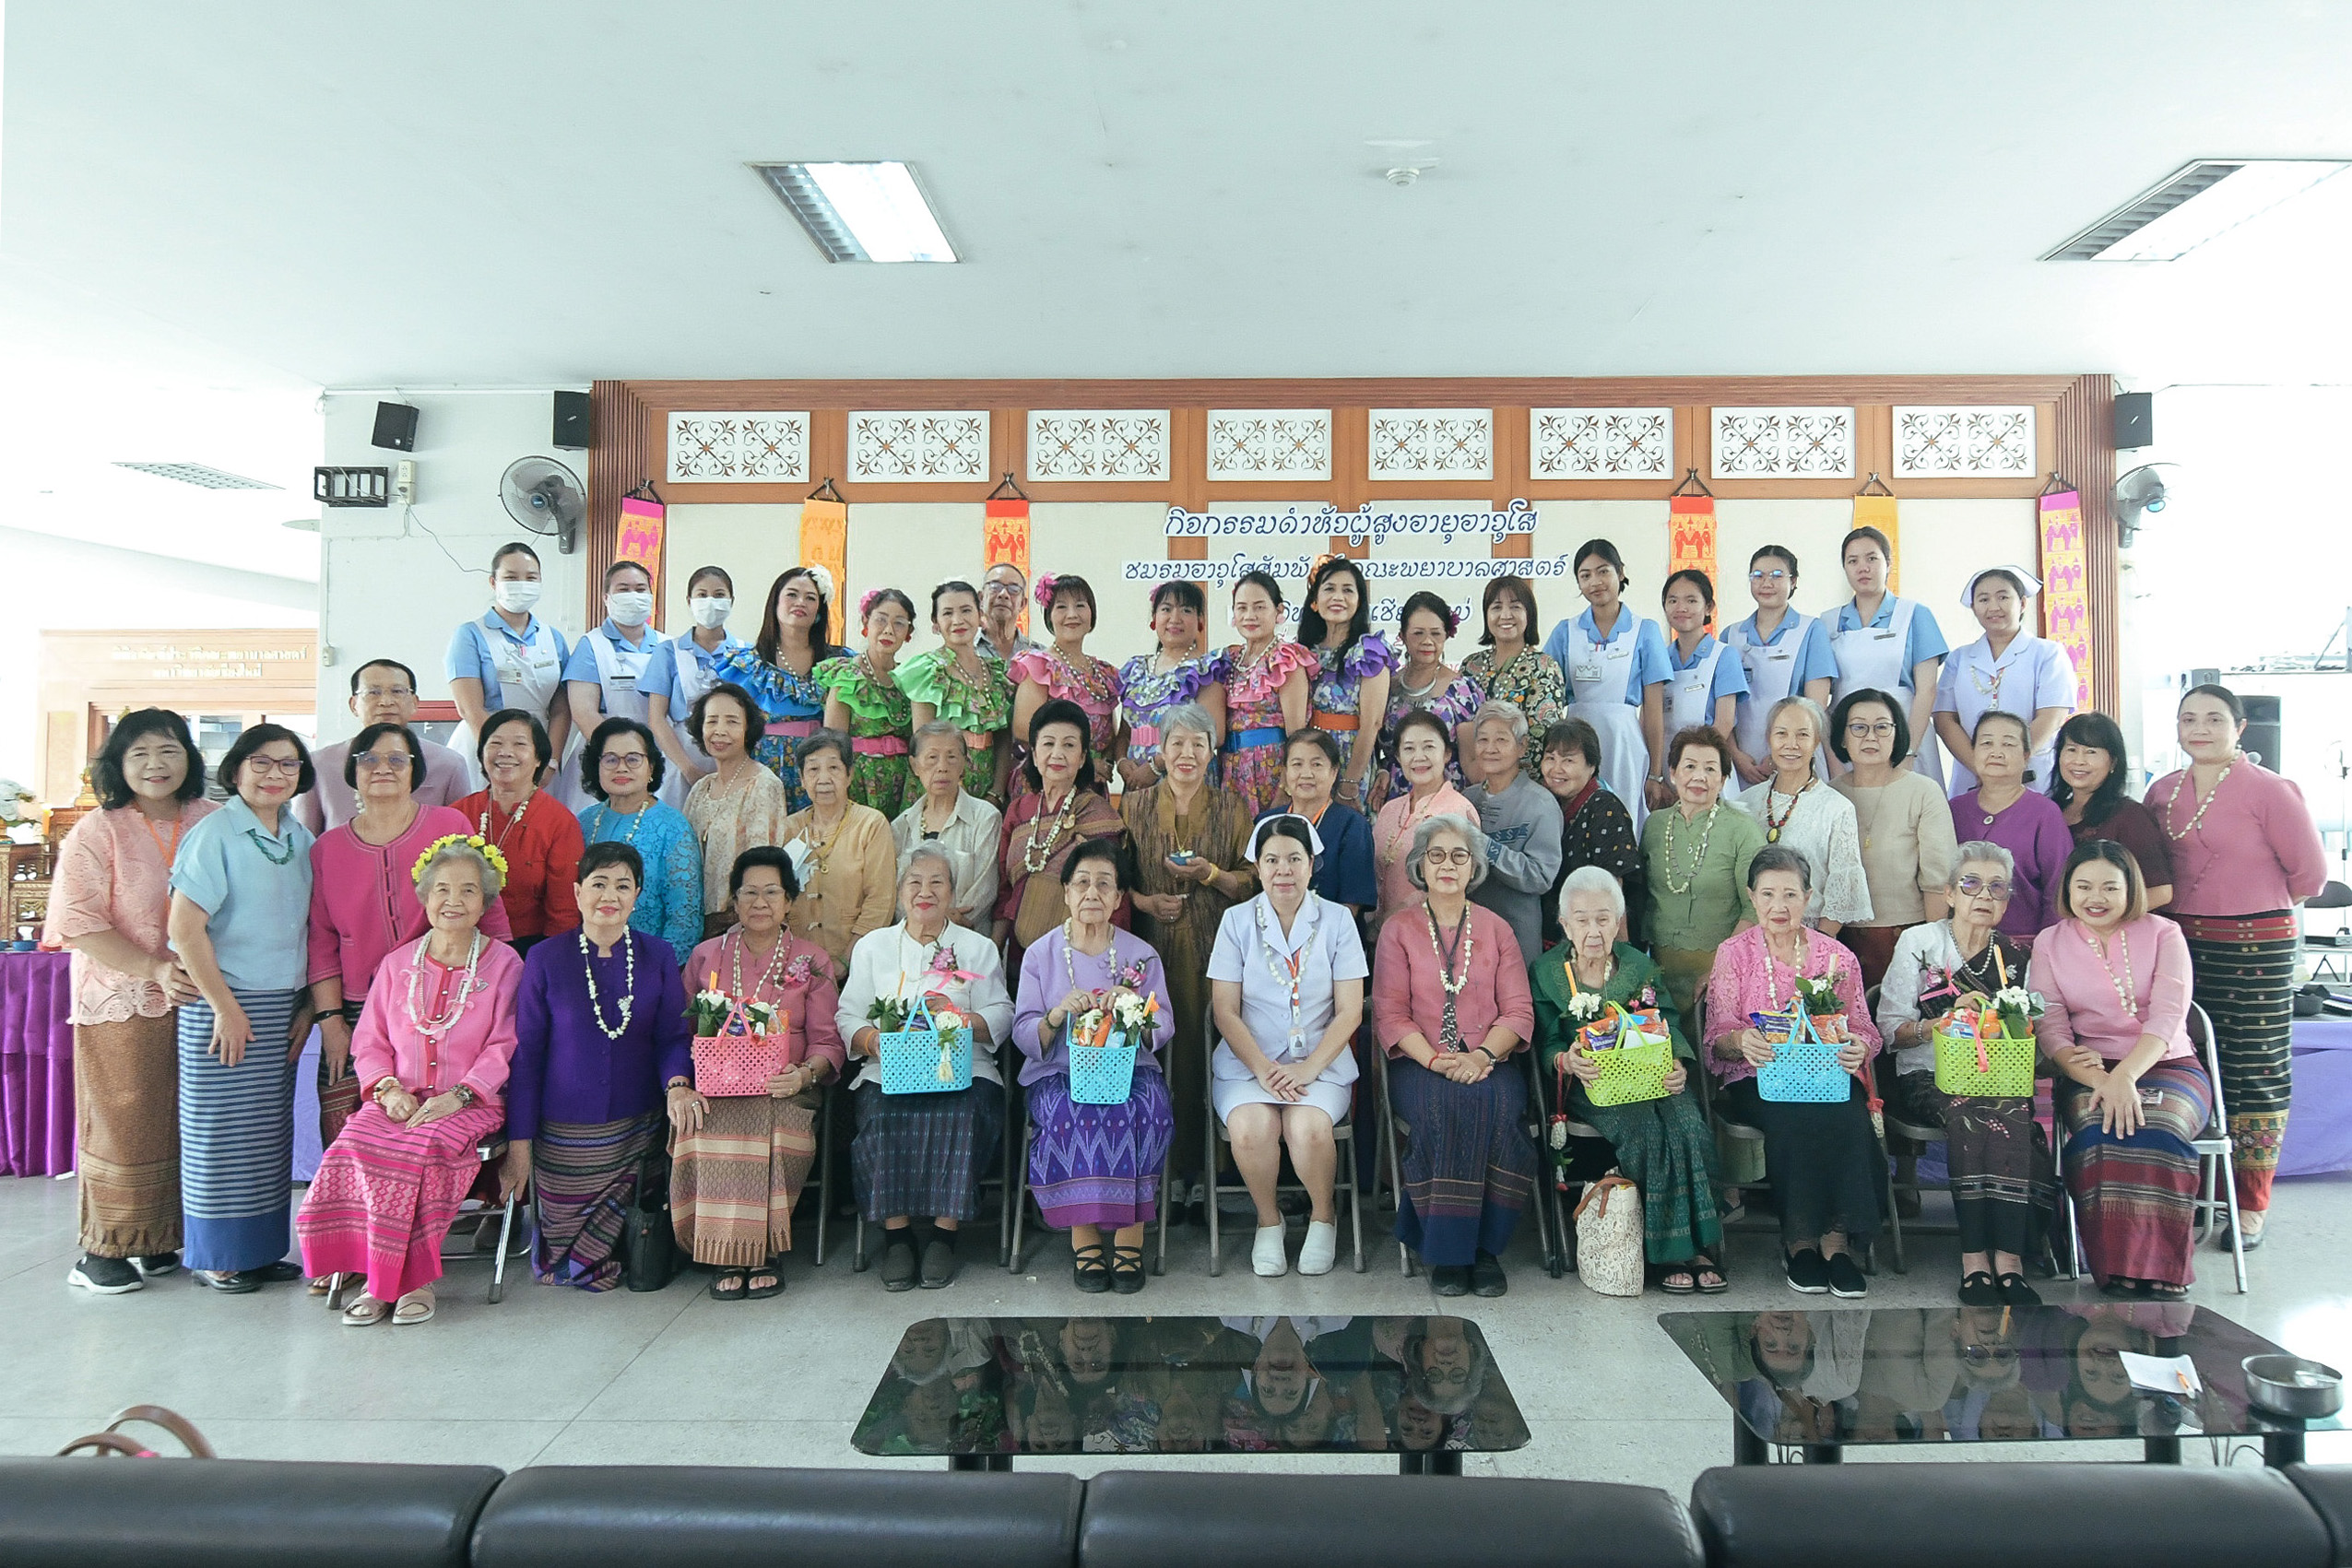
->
xmin=609 ymin=674 xmax=637 ymax=694
xmin=1573 ymin=660 xmax=1601 ymax=684
xmin=1767 ymin=650 xmax=1791 ymax=662
xmin=1873 ymin=630 xmax=1897 ymax=641
xmin=1606 ymin=643 xmax=1630 ymax=659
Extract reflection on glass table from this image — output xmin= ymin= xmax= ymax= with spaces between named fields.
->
xmin=1660 ymin=1303 xmax=2343 ymax=1468
xmin=853 ymin=1315 xmax=1528 ymax=1474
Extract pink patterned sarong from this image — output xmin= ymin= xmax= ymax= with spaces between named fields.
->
xmin=297 ymin=1102 xmax=506 ymax=1302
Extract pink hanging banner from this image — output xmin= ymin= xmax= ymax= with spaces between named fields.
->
xmin=2037 ymin=489 xmax=2091 ymax=708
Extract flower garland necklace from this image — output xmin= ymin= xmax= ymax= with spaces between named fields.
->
xmin=479 ymin=792 xmax=529 ymax=851
xmin=406 ymin=931 xmax=486 ymax=1041
xmin=2162 ymin=756 xmax=2234 ymax=842
xmin=1760 ymin=931 xmax=1822 ymax=1013
xmin=1424 ymin=904 xmax=1474 ymax=1051
xmin=580 ymin=928 xmax=638 ymax=1038
xmin=729 ymin=926 xmax=792 ymax=1002
xmin=2084 ymin=924 xmax=2137 ymax=1017
xmin=1019 ymin=787 xmax=1081 ymax=875
xmin=1761 ymin=776 xmax=1814 ymax=843
xmin=1254 ymin=893 xmax=1320 ymax=1052
xmin=1060 ymin=919 xmax=1152 ymax=995
xmin=1659 ymin=802 xmax=1719 ymax=895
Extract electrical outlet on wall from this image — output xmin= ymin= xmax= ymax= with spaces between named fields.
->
xmin=392 ymin=461 xmax=417 ymax=505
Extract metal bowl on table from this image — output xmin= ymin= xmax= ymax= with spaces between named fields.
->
xmin=2242 ymin=1355 xmax=2345 ymax=1420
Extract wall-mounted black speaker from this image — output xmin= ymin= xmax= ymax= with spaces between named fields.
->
xmin=371 ymin=401 xmax=420 ymax=452
xmin=2114 ymin=391 xmax=2154 ymax=451
xmin=553 ymin=391 xmax=591 ymax=450
xmin=2240 ymin=692 xmax=2282 ymax=771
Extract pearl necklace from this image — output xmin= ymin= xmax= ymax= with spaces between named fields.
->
xmin=2162 ymin=759 xmax=2234 ymax=842
xmin=597 ymin=800 xmax=651 ymax=846
xmin=1052 ymin=648 xmax=1115 ymax=708
xmin=2085 ymin=925 xmax=2137 ymax=1017
xmin=1019 ymin=788 xmax=1081 ymax=875
xmin=729 ymin=928 xmax=790 ymax=1002
xmin=1659 ymin=803 xmax=1719 ymax=896
xmin=580 ymin=930 xmax=637 ymax=1038
xmin=405 ymin=932 xmax=486 ymax=1041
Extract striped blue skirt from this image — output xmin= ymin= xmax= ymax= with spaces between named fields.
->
xmin=177 ymin=988 xmax=302 ymax=1274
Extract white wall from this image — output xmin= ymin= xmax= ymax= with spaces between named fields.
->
xmin=0 ymin=525 xmax=315 ymax=784
xmin=317 ymin=391 xmax=586 ymax=741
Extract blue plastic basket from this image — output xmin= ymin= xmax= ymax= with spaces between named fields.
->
xmin=1755 ymin=1007 xmax=1850 ymax=1104
xmin=878 ymin=994 xmax=973 ymax=1095
xmin=1068 ymin=1028 xmax=1141 ymax=1106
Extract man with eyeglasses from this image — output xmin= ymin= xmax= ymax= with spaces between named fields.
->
xmin=975 ymin=562 xmax=1040 ymax=664
xmin=296 ymin=657 xmax=471 ymax=832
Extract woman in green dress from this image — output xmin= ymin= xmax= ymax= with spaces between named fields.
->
xmin=1532 ymin=865 xmax=1724 ymax=1291
xmin=1640 ymin=725 xmax=1765 ymax=1023
xmin=897 ymin=580 xmax=1014 ymax=805
xmin=818 ymin=588 xmax=918 ymax=820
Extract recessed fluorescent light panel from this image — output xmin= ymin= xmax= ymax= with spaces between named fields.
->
xmin=113 ymin=462 xmax=281 ymax=489
xmin=2046 ymin=159 xmax=2351 ymax=262
xmin=754 ymin=161 xmax=958 ymax=264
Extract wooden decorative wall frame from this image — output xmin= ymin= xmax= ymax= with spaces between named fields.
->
xmin=588 ymin=373 xmax=2118 ymax=711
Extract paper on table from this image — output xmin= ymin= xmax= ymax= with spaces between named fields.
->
xmin=2119 ymin=1351 xmax=2202 ymax=1397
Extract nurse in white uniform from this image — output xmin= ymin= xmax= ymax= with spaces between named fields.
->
xmin=1827 ymin=525 xmax=1950 ymax=787
xmin=1721 ymin=544 xmax=1838 ymax=787
xmin=1932 ymin=564 xmax=2077 ymax=798
xmin=1659 ymin=568 xmax=1747 ymax=741
xmin=444 ymin=540 xmax=572 ymax=789
xmin=561 ymin=558 xmax=675 ymax=808
xmin=642 ymin=565 xmax=748 ymax=794
xmin=1542 ymin=538 xmax=1671 ymax=835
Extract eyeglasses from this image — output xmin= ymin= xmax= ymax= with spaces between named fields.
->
xmin=1424 ymin=848 xmax=1476 ymax=867
xmin=1956 ymin=875 xmax=2012 ymax=898
xmin=867 ymin=614 xmax=913 ymax=633
xmin=355 ymin=751 xmax=414 ymax=772
xmin=1749 ymin=569 xmax=1789 ymax=584
xmin=244 ymin=756 xmax=303 ymax=776
xmin=600 ymin=751 xmax=651 ymax=769
xmin=1846 ymin=721 xmax=1897 ymax=737
xmin=358 ymin=686 xmax=414 ymax=701
xmin=1959 ymin=1344 xmax=2017 ymax=1368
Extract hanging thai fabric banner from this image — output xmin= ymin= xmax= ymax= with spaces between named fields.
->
xmin=1852 ymin=492 xmax=1900 ymax=594
xmin=984 ymin=494 xmax=1032 ymax=636
xmin=2038 ymin=487 xmax=2092 ymax=708
xmin=616 ymin=493 xmax=666 ymax=585
xmin=1668 ymin=494 xmax=1717 ymax=585
xmin=800 ymin=485 xmax=848 ymax=611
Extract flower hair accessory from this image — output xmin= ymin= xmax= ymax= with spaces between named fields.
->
xmin=802 ymin=563 xmax=835 ymax=601
xmin=411 ymin=831 xmax=510 ymax=887
xmin=1033 ymin=572 xmax=1061 ymax=611
xmin=858 ymin=587 xmax=885 ymax=620
xmin=1309 ymin=551 xmax=1342 ymax=581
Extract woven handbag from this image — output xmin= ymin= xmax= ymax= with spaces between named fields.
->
xmin=691 ymin=1002 xmax=786 ymax=1098
xmin=879 ymin=993 xmax=973 ymax=1095
xmin=1755 ymin=1006 xmax=1849 ymax=1103
xmin=1933 ymin=1010 xmax=2037 ymax=1098
xmin=1572 ymin=1172 xmax=1647 ymax=1297
xmin=1067 ymin=1012 xmax=1141 ymax=1106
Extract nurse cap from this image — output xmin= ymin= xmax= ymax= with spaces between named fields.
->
xmin=1246 ymin=813 xmax=1326 ymax=862
xmin=1959 ymin=564 xmax=2042 ymax=607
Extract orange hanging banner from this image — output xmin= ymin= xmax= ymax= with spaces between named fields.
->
xmin=800 ymin=496 xmax=848 ymax=607
xmin=2037 ymin=489 xmax=2091 ymax=708
xmin=984 ymin=497 xmax=1032 ymax=634
xmin=1851 ymin=493 xmax=1900 ymax=595
xmin=615 ymin=495 xmax=666 ymax=586
xmin=1668 ymin=495 xmax=1717 ymax=585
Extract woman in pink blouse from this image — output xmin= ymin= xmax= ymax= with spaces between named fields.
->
xmin=45 ymin=710 xmax=218 ymax=1295
xmin=1372 ymin=709 xmax=1477 ymax=938
xmin=2033 ymin=840 xmax=2210 ymax=1298
xmin=2145 ymin=682 xmax=2326 ymax=1242
xmin=307 ymin=722 xmax=512 ymax=1170
xmin=1372 ymin=814 xmax=1540 ymax=1298
xmin=297 ymin=838 xmax=520 ymax=1326
xmin=1705 ymin=844 xmax=1885 ymax=1299
xmin=1009 ymin=574 xmax=1123 ymax=788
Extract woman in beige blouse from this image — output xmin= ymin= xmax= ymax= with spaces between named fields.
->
xmin=779 ymin=730 xmax=898 ymax=979
xmin=889 ymin=722 xmax=1001 ymax=930
xmin=682 ymin=681 xmax=791 ymax=938
xmin=1827 ymin=687 xmax=1956 ymax=989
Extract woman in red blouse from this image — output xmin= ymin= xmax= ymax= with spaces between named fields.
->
xmin=455 ymin=710 xmax=582 ymax=952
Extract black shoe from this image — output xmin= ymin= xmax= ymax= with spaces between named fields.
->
xmin=134 ymin=1252 xmax=180 ymax=1278
xmin=1431 ymin=1264 xmax=1471 ymax=1298
xmin=1996 ymin=1272 xmax=2041 ymax=1308
xmin=1826 ymin=1253 xmax=1868 ymax=1299
xmin=879 ymin=1238 xmax=918 ymax=1292
xmin=1072 ymin=1244 xmax=1112 ymax=1294
xmin=1110 ymin=1245 xmax=1147 ymax=1295
xmin=250 ymin=1260 xmax=303 ymax=1283
xmin=1958 ymin=1270 xmax=2004 ymax=1307
xmin=920 ymin=1239 xmax=959 ymax=1289
xmin=1471 ymin=1252 xmax=1508 ymax=1298
xmin=68 ymin=1256 xmax=143 ymax=1295
xmin=1785 ymin=1249 xmax=1830 ymax=1294
xmin=195 ymin=1268 xmax=263 ymax=1294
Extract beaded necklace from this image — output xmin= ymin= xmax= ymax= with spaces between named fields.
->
xmin=580 ymin=929 xmax=638 ymax=1038
xmin=479 ymin=792 xmax=530 ymax=852
xmin=1019 ymin=788 xmax=1081 ymax=876
xmin=2084 ymin=925 xmax=2137 ymax=1018
xmin=728 ymin=927 xmax=790 ymax=1002
xmin=596 ymin=799 xmax=651 ymax=846
xmin=244 ymin=827 xmax=295 ymax=866
xmin=1052 ymin=648 xmax=1116 ymax=709
xmin=2162 ymin=758 xmax=2234 ymax=842
xmin=1658 ymin=802 xmax=1719 ymax=896
xmin=1424 ymin=904 xmax=1474 ymax=1051
xmin=406 ymin=932 xmax=486 ymax=1042
xmin=1379 ymin=786 xmax=1448 ymax=867
xmin=1761 ymin=777 xmax=1814 ymax=844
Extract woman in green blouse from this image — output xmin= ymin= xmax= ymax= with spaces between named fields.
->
xmin=1532 ymin=865 xmax=1724 ymax=1291
xmin=1640 ymin=725 xmax=1765 ymax=1024
xmin=897 ymin=581 xmax=1014 ymax=805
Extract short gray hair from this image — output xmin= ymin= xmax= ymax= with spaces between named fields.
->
xmin=1404 ymin=812 xmax=1489 ymax=891
xmin=912 ymin=720 xmax=968 ymax=758
xmin=1949 ymin=840 xmax=2016 ymax=889
xmin=1556 ymin=864 xmax=1625 ymax=922
xmin=1469 ymin=700 xmax=1528 ymax=746
xmin=1159 ymin=702 xmax=1217 ymax=743
xmin=414 ymin=838 xmax=505 ymax=900
xmin=896 ymin=841 xmax=959 ymax=897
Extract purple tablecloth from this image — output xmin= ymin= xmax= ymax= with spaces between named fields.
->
xmin=0 ymin=950 xmax=74 ymax=1177
xmin=2283 ymin=1017 xmax=2352 ymax=1179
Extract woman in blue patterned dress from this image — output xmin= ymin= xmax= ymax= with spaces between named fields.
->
xmin=716 ymin=565 xmax=845 ymax=812
xmin=1298 ymin=558 xmax=1395 ymax=812
xmin=574 ymin=716 xmax=704 ymax=961
xmin=1116 ymin=581 xmax=1226 ymax=794
xmin=1376 ymin=592 xmax=1484 ymax=806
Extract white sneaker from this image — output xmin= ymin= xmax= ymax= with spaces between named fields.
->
xmin=1251 ymin=1224 xmax=1289 ymax=1277
xmin=1298 ymin=1220 xmax=1339 ymax=1276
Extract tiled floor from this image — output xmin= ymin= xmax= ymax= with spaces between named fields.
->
xmin=2 ymin=1170 xmax=2346 ymax=1489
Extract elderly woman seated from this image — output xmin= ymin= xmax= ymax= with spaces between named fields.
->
xmin=1876 ymin=840 xmax=2046 ymax=1308
xmin=835 ymin=843 xmax=1015 ymax=1291
xmin=1704 ymin=844 xmax=1885 ymax=1299
xmin=1532 ymin=866 xmax=1725 ymax=1292
xmin=1207 ymin=815 xmax=1369 ymax=1278
xmin=297 ymin=834 xmax=521 ymax=1326
xmin=1371 ymin=811 xmax=1539 ymax=1298
xmin=1013 ymin=838 xmax=1177 ymax=1294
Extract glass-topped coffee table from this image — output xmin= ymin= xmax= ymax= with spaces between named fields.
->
xmin=854 ymin=1315 xmax=1527 ymax=1474
xmin=1661 ymin=1304 xmax=2342 ymax=1467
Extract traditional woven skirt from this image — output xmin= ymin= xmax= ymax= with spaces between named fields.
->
xmin=530 ymin=1113 xmax=660 ymax=1291
xmin=74 ymin=1012 xmax=183 ymax=1258
xmin=2174 ymin=910 xmax=2296 ymax=1211
xmin=297 ymin=1102 xmax=505 ymax=1302
xmin=2057 ymin=1058 xmax=2211 ymax=1288
xmin=1719 ymin=1076 xmax=1883 ymax=1247
xmin=852 ymin=1079 xmax=1005 ymax=1222
xmin=1569 ymin=1076 xmax=1722 ymax=1265
xmin=1927 ymin=1086 xmax=2055 ymax=1258
xmin=177 ymin=988 xmax=301 ymax=1274
xmin=668 ymin=1091 xmax=820 ymax=1267
xmin=1025 ymin=1068 xmax=1175 ymax=1230
xmin=1389 ymin=1055 xmax=1537 ymax=1267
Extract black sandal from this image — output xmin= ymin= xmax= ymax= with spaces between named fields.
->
xmin=2099 ymin=1276 xmax=2142 ymax=1298
xmin=744 ymin=1262 xmax=785 ymax=1301
xmin=1693 ymin=1256 xmax=1729 ymax=1294
xmin=1110 ymin=1245 xmax=1147 ymax=1295
xmin=1072 ymin=1243 xmax=1111 ymax=1294
xmin=2145 ymin=1280 xmax=2189 ymax=1301
xmin=1659 ymin=1267 xmax=1697 ymax=1295
xmin=710 ymin=1268 xmax=749 ymax=1300
xmin=1959 ymin=1270 xmax=2005 ymax=1307
xmin=1995 ymin=1272 xmax=2041 ymax=1307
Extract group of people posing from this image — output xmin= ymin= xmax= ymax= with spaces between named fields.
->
xmin=44 ymin=527 xmax=2323 ymax=1318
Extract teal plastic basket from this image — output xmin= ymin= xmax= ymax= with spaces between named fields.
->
xmin=1755 ymin=1007 xmax=1850 ymax=1104
xmin=1068 ymin=1028 xmax=1141 ymax=1105
xmin=878 ymin=994 xmax=973 ymax=1095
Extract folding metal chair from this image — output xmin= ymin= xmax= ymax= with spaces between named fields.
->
xmin=326 ymin=1134 xmax=522 ymax=1311
xmin=1204 ymin=1012 xmax=1365 ymax=1276
xmin=1007 ymin=1114 xmax=1176 ymax=1276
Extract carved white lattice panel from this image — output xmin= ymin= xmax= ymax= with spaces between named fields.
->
xmin=1709 ymin=407 xmax=1855 ymax=479
xmin=1367 ymin=408 xmax=1493 ymax=480
xmin=1025 ymin=410 xmax=1172 ymax=481
xmin=666 ymin=411 xmax=810 ymax=483
xmin=1529 ymin=407 xmax=1674 ymax=479
xmin=847 ymin=410 xmax=991 ymax=482
xmin=1892 ymin=406 xmax=2038 ymax=478
xmin=1206 ymin=409 xmax=1332 ymax=482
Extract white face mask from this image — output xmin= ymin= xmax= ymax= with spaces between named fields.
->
xmin=606 ymin=591 xmax=654 ymax=628
xmin=492 ymin=579 xmax=541 ymax=614
xmin=689 ymin=596 xmax=732 ymax=630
